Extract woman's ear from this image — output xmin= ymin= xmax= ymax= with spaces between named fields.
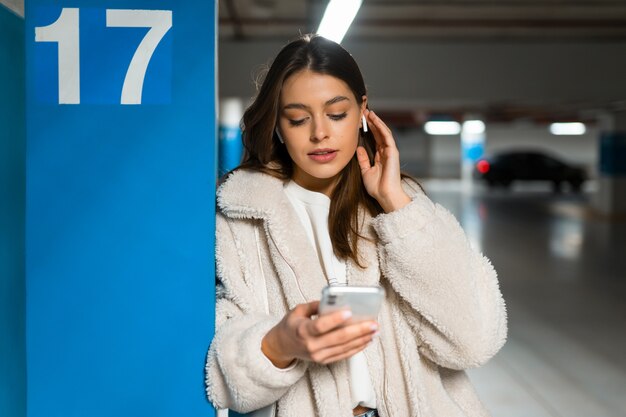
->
xmin=360 ymin=95 xmax=369 ymax=132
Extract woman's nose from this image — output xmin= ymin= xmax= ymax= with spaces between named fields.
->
xmin=311 ymin=117 xmax=330 ymax=142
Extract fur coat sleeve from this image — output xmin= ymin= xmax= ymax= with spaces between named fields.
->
xmin=205 ymin=213 xmax=308 ymax=413
xmin=371 ymin=181 xmax=508 ymax=370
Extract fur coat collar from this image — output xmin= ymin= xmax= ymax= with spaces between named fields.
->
xmin=217 ymin=169 xmax=381 ymax=309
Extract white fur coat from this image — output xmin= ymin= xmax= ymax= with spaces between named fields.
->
xmin=205 ymin=169 xmax=507 ymax=417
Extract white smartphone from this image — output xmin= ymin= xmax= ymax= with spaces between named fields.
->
xmin=319 ymin=285 xmax=385 ymax=323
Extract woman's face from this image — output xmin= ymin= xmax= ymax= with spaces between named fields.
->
xmin=278 ymin=70 xmax=366 ymax=196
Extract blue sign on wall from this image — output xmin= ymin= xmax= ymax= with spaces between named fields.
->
xmin=32 ymin=6 xmax=173 ymax=105
xmin=26 ymin=1 xmax=216 ymax=417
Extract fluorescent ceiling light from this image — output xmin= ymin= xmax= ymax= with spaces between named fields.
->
xmin=549 ymin=122 xmax=586 ymax=135
xmin=462 ymin=120 xmax=485 ymax=135
xmin=317 ymin=0 xmax=363 ymax=44
xmin=424 ymin=121 xmax=461 ymax=135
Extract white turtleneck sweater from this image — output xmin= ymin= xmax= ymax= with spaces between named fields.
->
xmin=284 ymin=180 xmax=377 ymax=410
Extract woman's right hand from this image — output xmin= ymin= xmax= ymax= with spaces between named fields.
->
xmin=261 ymin=301 xmax=379 ymax=368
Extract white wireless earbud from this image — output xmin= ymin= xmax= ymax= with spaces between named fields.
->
xmin=362 ymin=114 xmax=368 ymax=133
xmin=275 ymin=128 xmax=284 ymax=144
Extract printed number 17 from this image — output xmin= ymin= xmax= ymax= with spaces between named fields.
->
xmin=35 ymin=8 xmax=173 ymax=105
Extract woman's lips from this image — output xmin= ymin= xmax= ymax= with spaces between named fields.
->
xmin=308 ymin=149 xmax=338 ymax=163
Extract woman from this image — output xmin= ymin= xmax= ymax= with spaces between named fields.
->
xmin=205 ymin=34 xmax=507 ymax=417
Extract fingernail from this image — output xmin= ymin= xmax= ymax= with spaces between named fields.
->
xmin=370 ymin=323 xmax=378 ymax=331
xmin=373 ymin=330 xmax=380 ymax=339
xmin=342 ymin=310 xmax=352 ymax=320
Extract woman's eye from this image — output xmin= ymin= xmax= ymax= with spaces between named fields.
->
xmin=288 ymin=118 xmax=306 ymax=126
xmin=329 ymin=112 xmax=347 ymax=121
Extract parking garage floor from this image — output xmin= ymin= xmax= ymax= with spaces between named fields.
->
xmin=423 ymin=181 xmax=626 ymax=417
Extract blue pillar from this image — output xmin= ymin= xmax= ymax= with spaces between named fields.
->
xmin=595 ymin=112 xmax=626 ymax=217
xmin=599 ymin=132 xmax=626 ymax=177
xmin=218 ymin=98 xmax=244 ymax=177
xmin=0 ymin=5 xmax=26 ymax=417
xmin=25 ymin=2 xmax=217 ymax=417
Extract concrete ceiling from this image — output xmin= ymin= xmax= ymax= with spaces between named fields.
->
xmin=220 ymin=0 xmax=626 ymax=42
xmin=218 ymin=0 xmax=626 ymax=123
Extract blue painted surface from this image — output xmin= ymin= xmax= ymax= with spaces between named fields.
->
xmin=25 ymin=1 xmax=216 ymax=417
xmin=600 ymin=132 xmax=626 ymax=176
xmin=218 ymin=125 xmax=243 ymax=176
xmin=33 ymin=6 xmax=172 ymax=104
xmin=462 ymin=142 xmax=484 ymax=162
xmin=0 ymin=5 xmax=26 ymax=417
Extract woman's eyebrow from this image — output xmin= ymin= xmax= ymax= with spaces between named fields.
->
xmin=325 ymin=95 xmax=350 ymax=106
xmin=282 ymin=95 xmax=350 ymax=111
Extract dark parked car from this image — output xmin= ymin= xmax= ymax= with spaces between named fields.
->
xmin=474 ymin=150 xmax=587 ymax=192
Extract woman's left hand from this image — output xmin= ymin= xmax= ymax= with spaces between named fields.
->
xmin=356 ymin=109 xmax=411 ymax=213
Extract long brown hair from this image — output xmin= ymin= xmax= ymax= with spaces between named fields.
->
xmin=234 ymin=34 xmax=396 ymax=266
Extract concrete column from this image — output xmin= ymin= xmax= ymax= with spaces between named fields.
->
xmin=461 ymin=116 xmax=486 ymax=193
xmin=594 ymin=111 xmax=626 ymax=217
xmin=395 ymin=127 xmax=431 ymax=178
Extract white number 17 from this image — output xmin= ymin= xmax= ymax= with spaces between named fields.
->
xmin=35 ymin=8 xmax=173 ymax=105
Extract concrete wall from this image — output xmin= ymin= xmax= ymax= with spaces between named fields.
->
xmin=0 ymin=4 xmax=25 ymax=417
xmin=394 ymin=124 xmax=598 ymax=179
xmin=0 ymin=0 xmax=22 ymax=16
xmin=219 ymin=39 xmax=616 ymax=179
xmin=219 ymin=40 xmax=626 ymax=107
